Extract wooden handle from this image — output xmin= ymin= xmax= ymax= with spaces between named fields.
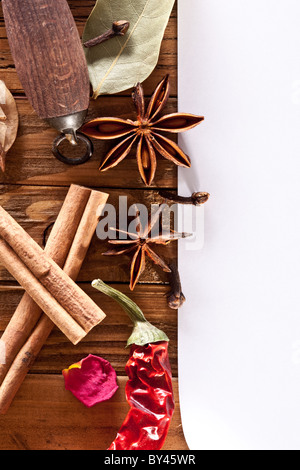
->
xmin=2 ymin=0 xmax=90 ymax=120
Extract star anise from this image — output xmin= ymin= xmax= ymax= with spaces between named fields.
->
xmin=103 ymin=209 xmax=191 ymax=290
xmin=81 ymin=75 xmax=204 ymax=186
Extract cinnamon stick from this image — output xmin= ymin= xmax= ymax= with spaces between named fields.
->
xmin=0 ymin=317 xmax=51 ymax=414
xmin=0 ymin=184 xmax=91 ymax=383
xmin=0 ymin=238 xmax=88 ymax=345
xmin=0 ymin=206 xmax=106 ymax=338
xmin=0 ymin=189 xmax=109 ymax=414
xmin=63 ymin=191 xmax=107 ymax=278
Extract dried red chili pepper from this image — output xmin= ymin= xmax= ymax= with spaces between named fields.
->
xmin=92 ymin=280 xmax=175 ymax=451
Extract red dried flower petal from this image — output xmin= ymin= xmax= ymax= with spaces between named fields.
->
xmin=62 ymin=355 xmax=118 ymax=407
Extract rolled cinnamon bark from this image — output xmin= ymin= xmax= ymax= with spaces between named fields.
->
xmin=0 ymin=189 xmax=109 ymax=414
xmin=0 ymin=316 xmax=51 ymax=414
xmin=0 ymin=205 xmax=106 ymax=336
xmin=63 ymin=190 xmax=108 ymax=278
xmin=0 ymin=239 xmax=88 ymax=344
xmin=0 ymin=184 xmax=91 ymax=383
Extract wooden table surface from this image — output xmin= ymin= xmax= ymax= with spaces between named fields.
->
xmin=0 ymin=0 xmax=188 ymax=450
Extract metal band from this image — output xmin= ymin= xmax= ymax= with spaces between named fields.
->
xmin=52 ymin=132 xmax=93 ymax=165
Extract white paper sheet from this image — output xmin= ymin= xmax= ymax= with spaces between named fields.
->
xmin=178 ymin=0 xmax=300 ymax=450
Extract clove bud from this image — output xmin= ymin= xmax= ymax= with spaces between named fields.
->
xmin=84 ymin=21 xmax=130 ymax=48
xmin=159 ymin=190 xmax=210 ymax=206
xmin=167 ymin=264 xmax=186 ymax=310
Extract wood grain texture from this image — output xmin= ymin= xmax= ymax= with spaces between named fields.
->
xmin=0 ymin=0 xmax=188 ymax=451
xmin=0 ymin=375 xmax=188 ymax=450
xmin=0 ymin=98 xmax=178 ymax=188
xmin=0 ymin=185 xmax=177 ymax=284
xmin=0 ymin=284 xmax=178 ymax=376
xmin=2 ymin=0 xmax=90 ymax=119
xmin=0 ymin=185 xmax=92 ymax=383
xmin=0 ymin=205 xmax=107 ymax=338
xmin=0 ymin=1 xmax=177 ymax=97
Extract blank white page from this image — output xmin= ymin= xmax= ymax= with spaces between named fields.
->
xmin=178 ymin=0 xmax=300 ymax=450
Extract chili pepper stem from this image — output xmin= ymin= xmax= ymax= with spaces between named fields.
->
xmin=92 ymin=279 xmax=169 ymax=347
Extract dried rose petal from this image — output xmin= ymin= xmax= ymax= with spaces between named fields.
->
xmin=62 ymin=355 xmax=118 ymax=407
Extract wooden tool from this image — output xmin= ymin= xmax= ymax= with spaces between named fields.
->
xmin=2 ymin=0 xmax=93 ymax=165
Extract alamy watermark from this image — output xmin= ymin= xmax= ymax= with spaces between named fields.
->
xmin=96 ymin=196 xmax=205 ymax=251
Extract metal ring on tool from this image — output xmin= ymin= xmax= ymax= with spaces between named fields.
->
xmin=52 ymin=132 xmax=93 ymax=165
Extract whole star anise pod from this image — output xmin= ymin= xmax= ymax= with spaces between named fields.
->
xmin=81 ymin=75 xmax=204 ymax=186
xmin=103 ymin=209 xmax=191 ymax=290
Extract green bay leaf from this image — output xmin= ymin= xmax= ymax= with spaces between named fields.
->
xmin=83 ymin=0 xmax=175 ymax=98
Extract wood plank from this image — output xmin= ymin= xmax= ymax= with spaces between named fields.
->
xmin=0 ymin=1 xmax=177 ymax=96
xmin=0 ymin=375 xmax=189 ymax=450
xmin=0 ymin=0 xmax=185 ymax=452
xmin=0 ymin=284 xmax=178 ymax=376
xmin=0 ymin=185 xmax=178 ymax=283
xmin=0 ymin=98 xmax=178 ymax=188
